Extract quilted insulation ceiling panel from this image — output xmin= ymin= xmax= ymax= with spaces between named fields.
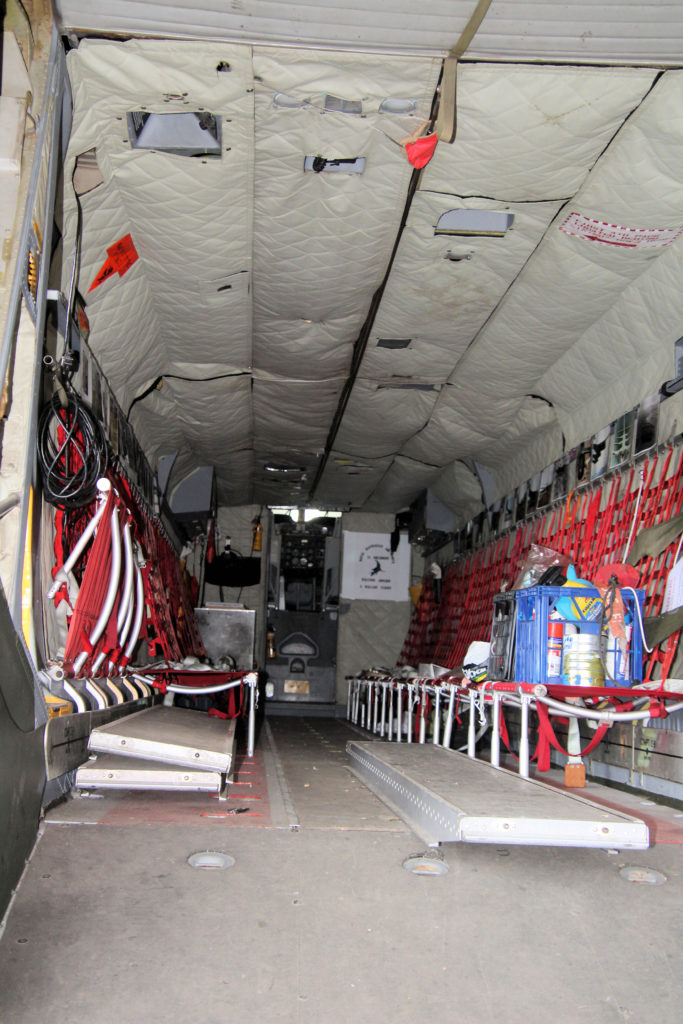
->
xmin=60 ymin=7 xmax=683 ymax=523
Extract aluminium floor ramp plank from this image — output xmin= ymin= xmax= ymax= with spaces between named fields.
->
xmin=88 ymin=705 xmax=237 ymax=773
xmin=75 ymin=754 xmax=223 ymax=793
xmin=346 ymin=741 xmax=649 ymax=850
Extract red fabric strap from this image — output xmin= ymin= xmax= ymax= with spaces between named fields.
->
xmin=535 ymin=701 xmax=609 ymax=770
xmin=498 ymin=706 xmax=541 ymax=765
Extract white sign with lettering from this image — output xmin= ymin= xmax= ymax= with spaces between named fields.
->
xmin=341 ymin=532 xmax=410 ymax=602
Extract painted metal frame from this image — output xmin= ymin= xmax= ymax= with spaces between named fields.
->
xmin=1 ymin=28 xmax=66 ymax=631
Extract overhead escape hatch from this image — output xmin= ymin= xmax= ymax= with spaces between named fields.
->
xmin=126 ymin=111 xmax=222 ymax=156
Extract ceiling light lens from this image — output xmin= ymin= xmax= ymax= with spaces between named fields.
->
xmin=273 ymin=93 xmax=307 ymax=109
xmin=379 ymin=98 xmax=417 ymax=115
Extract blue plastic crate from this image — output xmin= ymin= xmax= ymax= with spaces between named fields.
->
xmin=514 ymin=585 xmax=644 ymax=687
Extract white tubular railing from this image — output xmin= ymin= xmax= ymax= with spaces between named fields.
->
xmin=345 ymin=674 xmax=683 ymax=779
xmin=47 ymin=480 xmax=111 ymax=600
xmin=73 ymin=506 xmax=122 ymax=676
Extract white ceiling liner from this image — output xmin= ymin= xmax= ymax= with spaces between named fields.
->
xmin=360 ymin=194 xmax=565 ymax=383
xmin=253 ymin=314 xmax=360 ymax=381
xmin=63 ymin=38 xmax=441 ymax=507
xmin=60 ymin=23 xmax=683 ymax=521
xmin=421 ymin=64 xmax=658 ymax=202
xmin=430 ymin=461 xmax=484 ymax=525
xmin=315 ymin=453 xmax=394 ymax=508
xmin=54 ymin=1 xmax=683 ymax=64
xmin=253 ymin=378 xmax=342 ymax=450
xmin=63 ymin=39 xmax=257 ymax=492
xmin=319 ymin=61 xmax=661 ymax=510
xmin=365 ymin=456 xmax=444 ymax=513
xmin=334 ymin=382 xmax=439 ymax=460
xmin=249 ymin=47 xmax=440 ymax=496
xmin=451 ymin=71 xmax=683 ymax=421
xmin=539 ymin=235 xmax=683 ymax=450
xmin=132 ymin=377 xmax=254 ymax=504
xmin=251 ymin=47 xmax=440 ymax=381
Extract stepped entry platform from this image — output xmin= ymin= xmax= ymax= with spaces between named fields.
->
xmin=347 ymin=741 xmax=649 ymax=850
xmin=80 ymin=706 xmax=237 ymax=797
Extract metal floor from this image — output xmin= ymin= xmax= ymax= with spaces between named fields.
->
xmin=1 ymin=715 xmax=682 ymax=1024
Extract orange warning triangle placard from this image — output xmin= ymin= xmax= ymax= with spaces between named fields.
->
xmin=89 ymin=233 xmax=139 ymax=292
xmin=107 ymin=233 xmax=138 ymax=274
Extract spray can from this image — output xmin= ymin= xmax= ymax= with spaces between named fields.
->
xmin=547 ymin=620 xmax=564 ymax=678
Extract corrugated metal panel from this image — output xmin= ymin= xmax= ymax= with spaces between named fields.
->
xmin=54 ymin=1 xmax=683 ymax=64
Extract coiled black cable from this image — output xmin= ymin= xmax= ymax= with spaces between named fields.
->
xmin=37 ymin=391 xmax=108 ymax=509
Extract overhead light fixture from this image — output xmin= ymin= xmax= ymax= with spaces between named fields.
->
xmin=377 ymin=338 xmax=412 ymax=349
xmin=126 ymin=111 xmax=221 ymax=156
xmin=378 ymin=98 xmax=417 ymax=115
xmin=377 ymin=382 xmax=439 ymax=392
xmin=264 ymin=463 xmax=306 ymax=475
xmin=661 ymin=336 xmax=683 ymax=396
xmin=273 ymin=92 xmax=308 ymax=109
xmin=304 ymin=155 xmax=365 ymax=174
xmin=435 ymin=209 xmax=514 ymax=237
xmin=324 ymin=94 xmax=362 ymax=115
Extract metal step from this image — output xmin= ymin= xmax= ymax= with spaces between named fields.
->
xmin=89 ymin=705 xmax=237 ymax=774
xmin=347 ymin=741 xmax=649 ymax=850
xmin=75 ymin=754 xmax=223 ymax=793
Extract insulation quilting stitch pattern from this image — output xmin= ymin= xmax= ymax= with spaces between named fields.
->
xmin=357 ymin=71 xmax=682 ymax=509
xmin=53 ymin=2 xmax=683 ymax=64
xmin=130 ymin=378 xmax=253 ymax=483
xmin=65 ymin=40 xmax=256 ymax=489
xmin=252 ymin=379 xmax=343 ymax=451
xmin=422 ymin=64 xmax=656 ymax=202
xmin=363 ymin=194 xmax=562 ymax=381
xmin=252 ymin=315 xmax=357 ymax=381
xmin=538 ymin=238 xmax=683 ymax=448
xmin=60 ymin=177 xmax=164 ymax=411
xmin=431 ymin=461 xmax=484 ymax=524
xmin=334 ymin=383 xmax=439 ymax=460
xmin=251 ymin=48 xmax=440 ymax=383
xmin=337 ymin=599 xmax=411 ymax=684
xmin=315 ymin=456 xmax=393 ymax=509
xmin=364 ymin=456 xmax=443 ymax=512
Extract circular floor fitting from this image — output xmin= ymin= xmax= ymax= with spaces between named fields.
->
xmin=403 ymin=854 xmax=449 ymax=876
xmin=187 ymin=851 xmax=235 ymax=870
xmin=619 ymin=866 xmax=666 ymax=886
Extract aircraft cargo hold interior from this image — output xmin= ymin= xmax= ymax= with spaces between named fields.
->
xmin=1 ymin=3 xmax=683 ymax=1022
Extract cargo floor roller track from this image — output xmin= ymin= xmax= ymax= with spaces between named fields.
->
xmin=347 ymin=741 xmax=649 ymax=850
xmin=80 ymin=706 xmax=237 ymax=796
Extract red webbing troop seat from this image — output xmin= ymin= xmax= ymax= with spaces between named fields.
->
xmin=399 ymin=448 xmax=683 ymax=683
